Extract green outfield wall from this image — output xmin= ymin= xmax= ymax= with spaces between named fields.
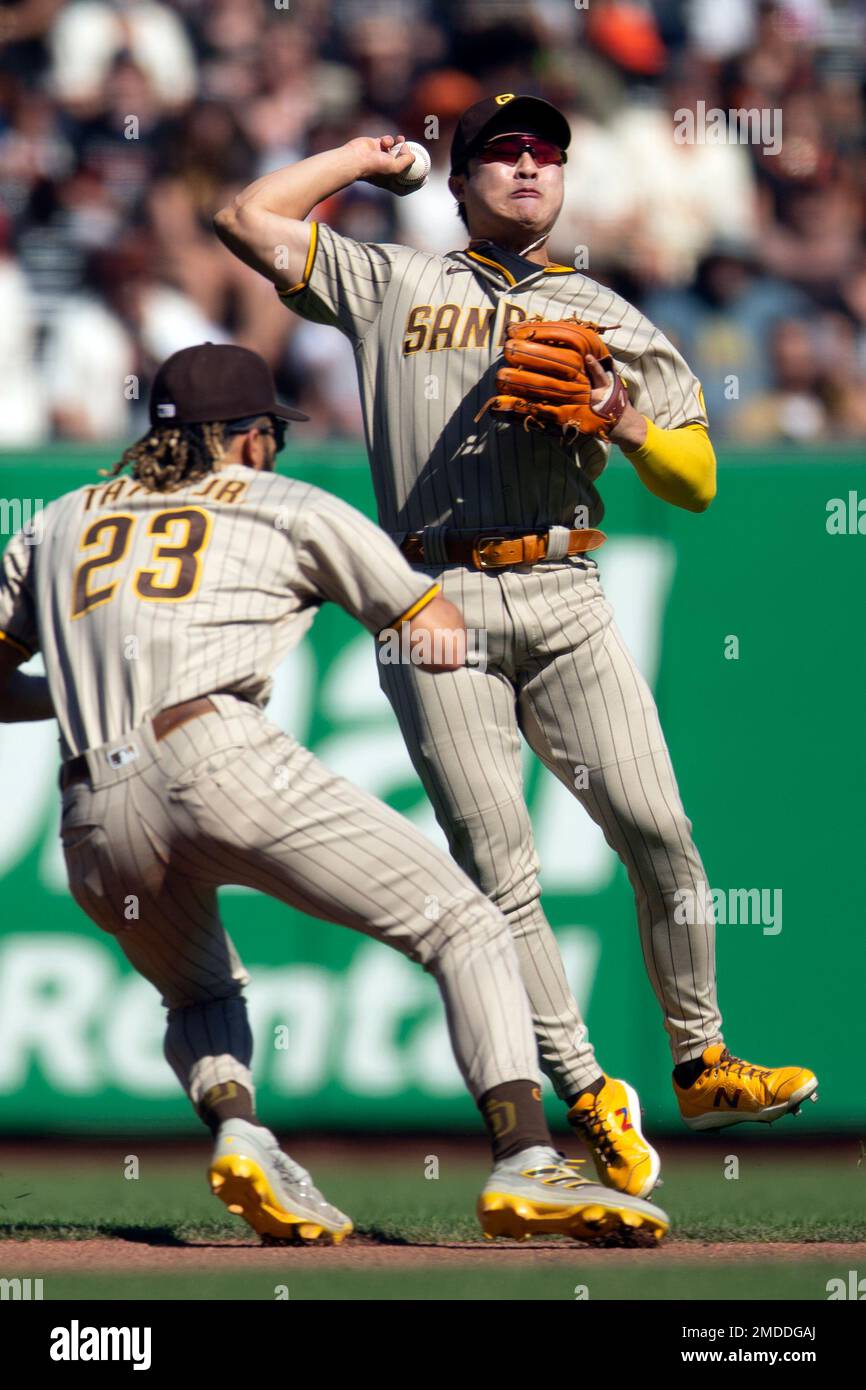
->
xmin=0 ymin=446 xmax=862 ymax=1133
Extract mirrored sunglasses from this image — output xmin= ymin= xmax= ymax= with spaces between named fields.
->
xmin=477 ymin=136 xmax=566 ymax=168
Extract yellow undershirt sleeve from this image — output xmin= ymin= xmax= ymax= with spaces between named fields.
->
xmin=621 ymin=418 xmax=717 ymax=512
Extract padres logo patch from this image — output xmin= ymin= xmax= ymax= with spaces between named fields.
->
xmin=483 ymin=1098 xmax=517 ymax=1139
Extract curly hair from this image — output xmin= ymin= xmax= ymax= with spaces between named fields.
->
xmin=103 ymin=421 xmax=229 ymax=492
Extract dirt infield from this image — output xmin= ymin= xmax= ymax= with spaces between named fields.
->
xmin=4 ymin=1239 xmax=865 ymax=1271
xmin=2 ymin=1135 xmax=862 ymax=1296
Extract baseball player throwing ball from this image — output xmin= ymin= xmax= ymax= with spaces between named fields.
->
xmin=0 ymin=343 xmax=670 ymax=1246
xmin=215 ymin=93 xmax=818 ymax=1199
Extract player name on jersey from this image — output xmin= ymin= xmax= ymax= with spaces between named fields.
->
xmin=81 ymin=475 xmax=251 ymax=512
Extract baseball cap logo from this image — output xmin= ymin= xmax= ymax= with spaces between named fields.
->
xmin=495 ymin=93 xmax=515 ymax=105
xmin=156 ymin=403 xmax=177 ymax=418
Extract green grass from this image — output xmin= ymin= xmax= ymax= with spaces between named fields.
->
xmin=1 ymin=1265 xmax=853 ymax=1302
xmin=0 ymin=1142 xmax=863 ymax=1299
xmin=0 ymin=1145 xmax=863 ymax=1245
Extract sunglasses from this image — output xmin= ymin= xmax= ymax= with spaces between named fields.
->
xmin=257 ymin=417 xmax=288 ymax=452
xmin=477 ymin=135 xmax=566 ymax=168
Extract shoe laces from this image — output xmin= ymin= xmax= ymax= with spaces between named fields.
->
xmin=709 ymin=1049 xmax=769 ymax=1082
xmin=570 ymin=1099 xmax=619 ymax=1162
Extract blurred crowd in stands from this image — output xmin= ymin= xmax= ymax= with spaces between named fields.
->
xmin=0 ymin=0 xmax=864 ymax=447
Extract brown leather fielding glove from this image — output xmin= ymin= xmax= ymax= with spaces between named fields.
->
xmin=475 ymin=317 xmax=629 ymax=441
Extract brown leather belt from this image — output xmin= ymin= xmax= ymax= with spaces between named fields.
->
xmin=59 ymin=696 xmax=218 ymax=791
xmin=398 ymin=527 xmax=606 ymax=570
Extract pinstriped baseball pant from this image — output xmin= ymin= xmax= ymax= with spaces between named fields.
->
xmin=59 ymin=696 xmax=540 ymax=1111
xmin=378 ymin=557 xmax=724 ymax=1098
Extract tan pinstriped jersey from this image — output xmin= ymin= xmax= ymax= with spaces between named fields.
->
xmin=0 ymin=465 xmax=437 ymax=758
xmin=279 ymin=223 xmax=707 ymax=534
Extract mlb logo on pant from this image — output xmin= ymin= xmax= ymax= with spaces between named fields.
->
xmin=107 ymin=744 xmax=139 ymax=769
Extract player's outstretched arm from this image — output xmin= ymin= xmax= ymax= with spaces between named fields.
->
xmin=0 ymin=643 xmax=54 ymax=722
xmin=213 ymin=136 xmax=414 ymax=293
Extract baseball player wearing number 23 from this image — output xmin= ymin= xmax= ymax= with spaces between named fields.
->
xmin=0 ymin=343 xmax=673 ymax=1245
xmin=216 ymin=94 xmax=817 ymax=1199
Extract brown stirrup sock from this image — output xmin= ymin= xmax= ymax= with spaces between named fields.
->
xmin=479 ymin=1080 xmax=552 ymax=1162
xmin=566 ymin=1074 xmax=606 ymax=1109
xmin=198 ymin=1082 xmax=263 ymax=1137
xmin=674 ymin=1057 xmax=708 ymax=1088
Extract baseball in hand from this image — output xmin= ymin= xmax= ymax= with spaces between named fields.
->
xmin=387 ymin=140 xmax=431 ymax=193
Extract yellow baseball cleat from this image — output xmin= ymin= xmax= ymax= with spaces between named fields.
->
xmin=674 ymin=1044 xmax=819 ymax=1131
xmin=478 ymin=1145 xmax=669 ymax=1246
xmin=209 ymin=1119 xmax=353 ymax=1244
xmin=567 ymin=1077 xmax=661 ymax=1197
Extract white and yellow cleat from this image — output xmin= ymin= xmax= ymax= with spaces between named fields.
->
xmin=567 ymin=1076 xmax=661 ymax=1198
xmin=674 ymin=1044 xmax=819 ymax=1131
xmin=478 ymin=1145 xmax=669 ymax=1246
xmin=209 ymin=1119 xmax=353 ymax=1245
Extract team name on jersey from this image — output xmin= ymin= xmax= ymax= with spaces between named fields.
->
xmin=81 ymin=474 xmax=250 ymax=512
xmin=402 ymin=302 xmax=529 ymax=355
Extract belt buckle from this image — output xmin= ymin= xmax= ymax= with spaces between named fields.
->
xmin=474 ymin=535 xmax=507 ymax=570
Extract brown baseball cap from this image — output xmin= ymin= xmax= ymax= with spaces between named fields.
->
xmin=450 ymin=93 xmax=571 ymax=174
xmin=149 ymin=343 xmax=309 ymax=428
